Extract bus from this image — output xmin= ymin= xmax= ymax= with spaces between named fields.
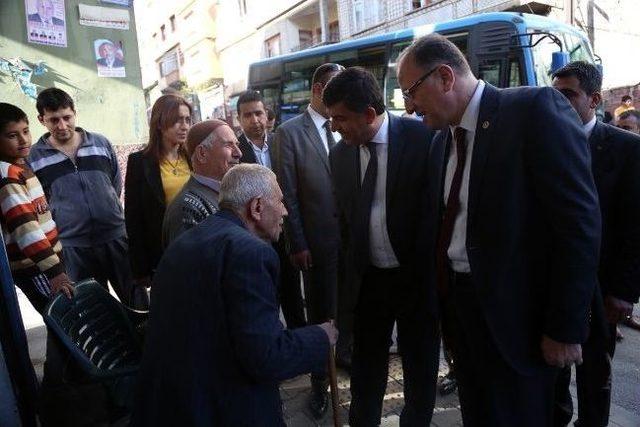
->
xmin=245 ymin=12 xmax=595 ymax=123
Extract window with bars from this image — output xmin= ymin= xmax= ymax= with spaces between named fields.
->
xmin=264 ymin=34 xmax=281 ymax=58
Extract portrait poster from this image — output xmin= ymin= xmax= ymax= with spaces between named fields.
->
xmin=25 ymin=0 xmax=67 ymax=48
xmin=94 ymin=39 xmax=126 ymax=78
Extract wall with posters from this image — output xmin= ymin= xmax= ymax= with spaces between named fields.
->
xmin=0 ymin=0 xmax=147 ymax=147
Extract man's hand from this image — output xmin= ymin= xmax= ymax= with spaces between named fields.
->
xmin=541 ymin=335 xmax=582 ymax=368
xmin=318 ymin=322 xmax=339 ymax=346
xmin=604 ymin=295 xmax=633 ymax=324
xmin=135 ymin=276 xmax=153 ymax=288
xmin=49 ymin=273 xmax=74 ymax=299
xmin=290 ymin=250 xmax=313 ymax=271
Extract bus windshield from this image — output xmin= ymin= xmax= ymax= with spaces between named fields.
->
xmin=531 ymin=30 xmax=594 ymax=86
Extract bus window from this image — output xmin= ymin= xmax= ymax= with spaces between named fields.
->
xmin=566 ymin=33 xmax=593 ymax=63
xmin=386 ymin=41 xmax=411 ymax=112
xmin=385 ymin=33 xmax=468 ymax=113
xmin=330 ymin=46 xmax=386 ymax=87
xmin=478 ymin=59 xmax=502 ymax=87
xmin=281 ymin=56 xmax=324 ymax=117
xmin=531 ymin=32 xmax=560 ymax=86
xmin=509 ymin=58 xmax=522 ymax=87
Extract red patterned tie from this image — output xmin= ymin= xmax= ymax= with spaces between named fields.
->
xmin=436 ymin=127 xmax=468 ymax=296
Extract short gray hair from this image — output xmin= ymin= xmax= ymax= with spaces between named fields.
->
xmin=219 ymin=164 xmax=276 ymax=212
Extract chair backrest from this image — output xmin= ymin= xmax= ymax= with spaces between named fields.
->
xmin=43 ymin=279 xmax=142 ymax=379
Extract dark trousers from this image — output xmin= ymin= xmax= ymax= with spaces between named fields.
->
xmin=62 ymin=236 xmax=135 ymax=307
xmin=553 ymin=321 xmax=616 ymax=427
xmin=349 ymin=266 xmax=439 ymax=427
xmin=274 ymin=237 xmax=306 ymax=329
xmin=443 ymin=272 xmax=557 ymax=427
xmin=302 ymin=251 xmax=338 ymax=387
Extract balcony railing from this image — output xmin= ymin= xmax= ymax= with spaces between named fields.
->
xmin=290 ymin=34 xmax=340 ymax=53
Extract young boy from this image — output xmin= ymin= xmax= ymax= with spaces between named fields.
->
xmin=0 ymin=102 xmax=73 ymax=312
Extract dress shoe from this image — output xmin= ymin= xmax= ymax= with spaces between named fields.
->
xmin=623 ymin=315 xmax=640 ymax=332
xmin=309 ymin=387 xmax=329 ymax=420
xmin=438 ymin=372 xmax=457 ymax=396
xmin=335 ymin=352 xmax=352 ymax=373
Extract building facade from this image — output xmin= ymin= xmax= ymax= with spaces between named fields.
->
xmin=135 ymin=0 xmax=224 ymax=120
xmin=336 ymin=0 xmax=640 ymax=89
xmin=216 ymin=0 xmax=339 ymax=126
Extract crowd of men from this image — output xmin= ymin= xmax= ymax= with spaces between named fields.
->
xmin=1 ymin=32 xmax=639 ymax=427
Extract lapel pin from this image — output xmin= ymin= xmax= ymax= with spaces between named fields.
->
xmin=482 ymin=121 xmax=490 ymax=129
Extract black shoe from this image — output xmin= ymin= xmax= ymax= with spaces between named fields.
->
xmin=335 ymin=353 xmax=352 ymax=373
xmin=438 ymin=373 xmax=457 ymax=396
xmin=309 ymin=387 xmax=329 ymax=420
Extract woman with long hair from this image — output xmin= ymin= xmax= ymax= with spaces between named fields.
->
xmin=124 ymin=94 xmax=192 ymax=288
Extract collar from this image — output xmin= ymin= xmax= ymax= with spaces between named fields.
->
xmin=369 ymin=112 xmax=390 ymax=145
xmin=192 ymin=173 xmax=221 ymax=193
xmin=243 ymin=132 xmax=269 ymax=152
xmin=39 ymin=127 xmax=88 ymax=150
xmin=583 ymin=116 xmax=597 ymax=139
xmin=216 ymin=209 xmax=246 ymax=229
xmin=450 ymin=80 xmax=485 ymax=135
xmin=307 ymin=105 xmax=329 ymax=130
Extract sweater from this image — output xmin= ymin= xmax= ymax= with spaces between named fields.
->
xmin=0 ymin=161 xmax=64 ymax=281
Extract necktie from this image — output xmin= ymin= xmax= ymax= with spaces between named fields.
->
xmin=355 ymin=142 xmax=378 ymax=267
xmin=324 ymin=120 xmax=336 ymax=151
xmin=436 ymin=127 xmax=468 ymax=295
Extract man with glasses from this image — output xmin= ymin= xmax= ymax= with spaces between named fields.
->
xmin=325 ymin=67 xmax=438 ymax=426
xmin=397 ymin=34 xmax=601 ymax=426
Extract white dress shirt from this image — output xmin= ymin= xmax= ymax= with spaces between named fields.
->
xmin=244 ymin=133 xmax=271 ymax=170
xmin=443 ymin=80 xmax=485 ymax=273
xmin=307 ymin=106 xmax=340 ymax=154
xmin=583 ymin=116 xmax=597 ymax=139
xmin=359 ymin=113 xmax=400 ymax=269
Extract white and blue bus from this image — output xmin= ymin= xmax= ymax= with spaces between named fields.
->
xmin=245 ymin=12 xmax=595 ymax=123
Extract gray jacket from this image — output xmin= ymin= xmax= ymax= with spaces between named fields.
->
xmin=28 ymin=128 xmax=125 ymax=247
xmin=273 ymin=111 xmax=339 ymax=265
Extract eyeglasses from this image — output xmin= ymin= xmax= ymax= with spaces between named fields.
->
xmin=401 ymin=64 xmax=442 ymax=102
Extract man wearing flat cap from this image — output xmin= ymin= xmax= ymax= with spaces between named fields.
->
xmin=162 ymin=119 xmax=242 ymax=246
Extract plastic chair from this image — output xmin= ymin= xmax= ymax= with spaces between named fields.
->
xmin=42 ymin=279 xmax=147 ymax=413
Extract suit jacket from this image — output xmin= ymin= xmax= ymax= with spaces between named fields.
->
xmin=330 ymin=113 xmax=434 ymax=309
xmin=589 ymin=121 xmax=640 ymax=304
xmin=424 ymin=84 xmax=601 ymax=374
xmin=273 ymin=111 xmax=339 ymax=264
xmin=124 ymin=150 xmax=166 ymax=279
xmin=238 ymin=132 xmax=276 ymax=169
xmin=131 ymin=210 xmax=329 ymax=427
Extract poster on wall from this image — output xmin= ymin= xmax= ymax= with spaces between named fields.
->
xmin=94 ymin=39 xmax=126 ymax=78
xmin=79 ymin=4 xmax=130 ymax=29
xmin=100 ymin=0 xmax=131 ymax=6
xmin=25 ymin=0 xmax=67 ymax=48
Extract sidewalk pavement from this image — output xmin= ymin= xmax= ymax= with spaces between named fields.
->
xmin=19 ymin=289 xmax=640 ymax=427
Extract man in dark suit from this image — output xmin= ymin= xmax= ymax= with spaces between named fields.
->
xmin=551 ymin=61 xmax=640 ymax=427
xmin=325 ymin=67 xmax=439 ymax=426
xmin=397 ymin=34 xmax=601 ymax=426
xmin=273 ymin=63 xmax=345 ymax=419
xmin=131 ymin=163 xmax=337 ymax=427
xmin=28 ymin=0 xmax=64 ymax=26
xmin=236 ymin=90 xmax=307 ymax=330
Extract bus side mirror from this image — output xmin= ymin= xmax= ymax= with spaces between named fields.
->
xmin=551 ymin=51 xmax=570 ymax=73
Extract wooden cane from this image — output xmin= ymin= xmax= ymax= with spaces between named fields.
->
xmin=328 ymin=322 xmax=341 ymax=427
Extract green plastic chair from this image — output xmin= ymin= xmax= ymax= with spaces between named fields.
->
xmin=42 ymin=279 xmax=147 ymax=412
